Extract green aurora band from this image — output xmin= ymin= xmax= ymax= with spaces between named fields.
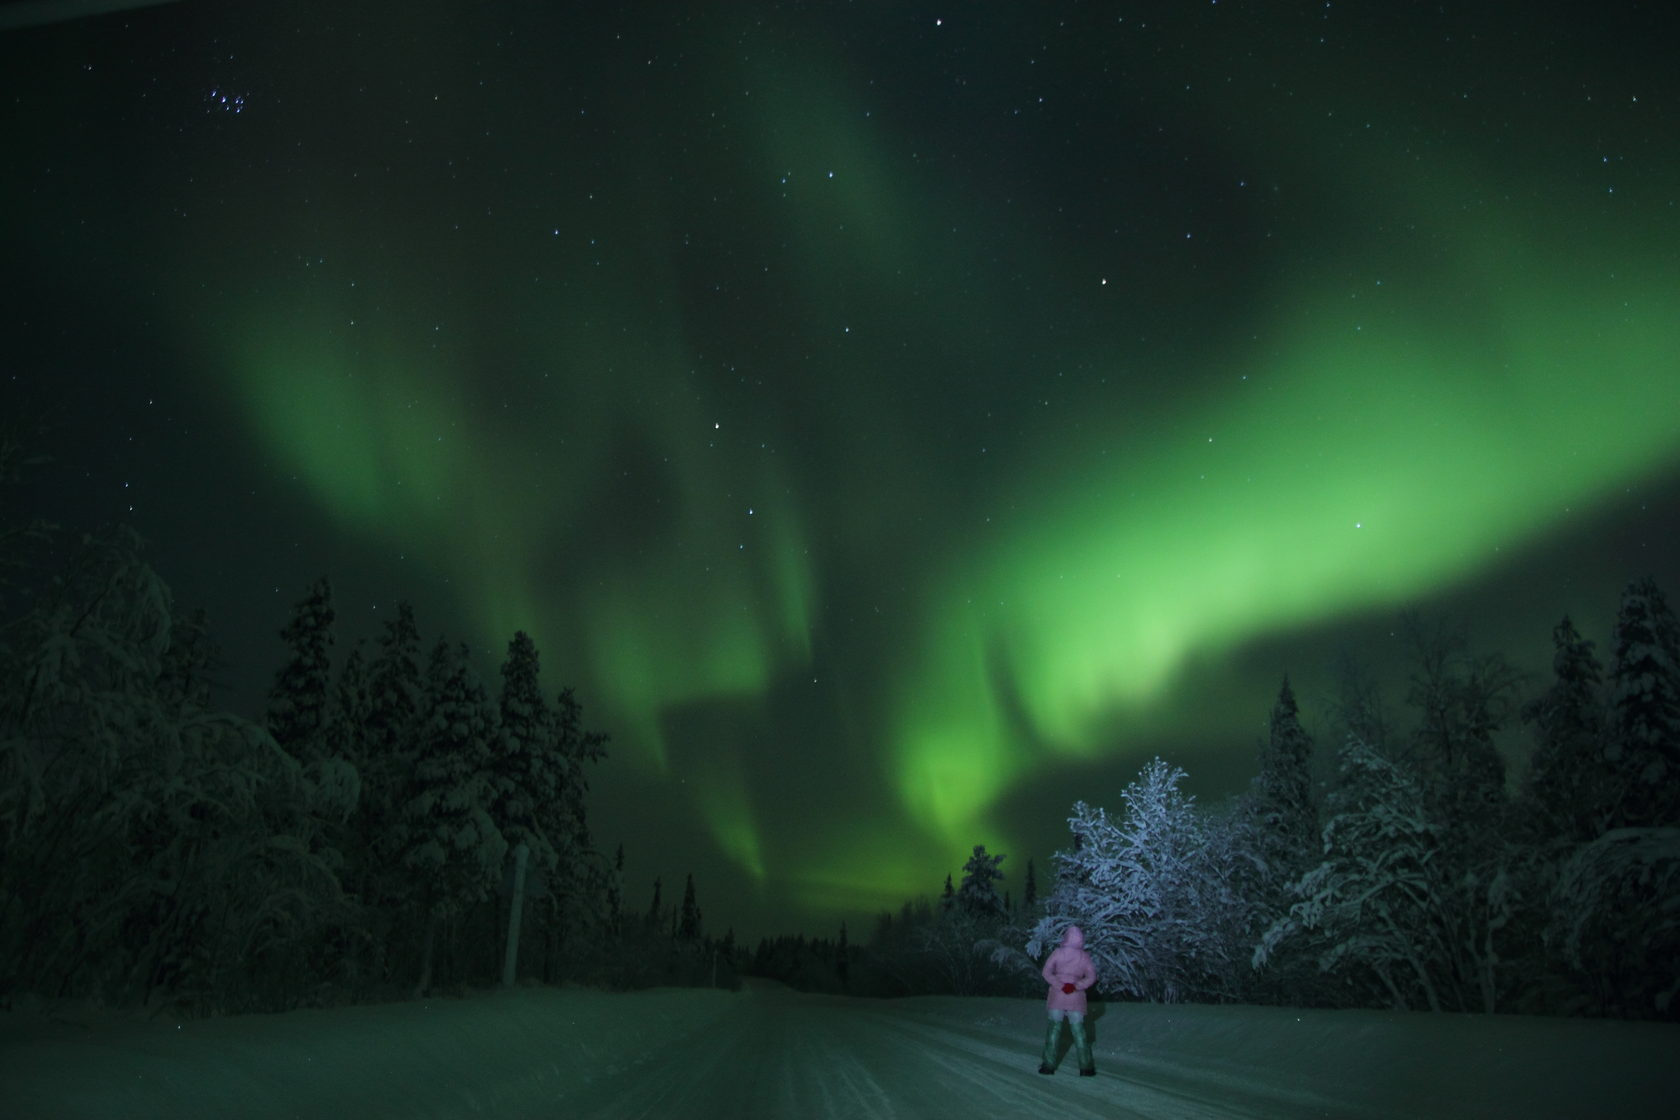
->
xmin=894 ymin=233 xmax=1680 ymax=850
xmin=193 ymin=30 xmax=1679 ymax=915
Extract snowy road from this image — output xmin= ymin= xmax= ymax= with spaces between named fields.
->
xmin=5 ymin=979 xmax=1678 ymax=1118
xmin=554 ymin=982 xmax=1232 ymax=1120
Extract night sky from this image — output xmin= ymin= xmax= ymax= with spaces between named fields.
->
xmin=5 ymin=0 xmax=1677 ymax=941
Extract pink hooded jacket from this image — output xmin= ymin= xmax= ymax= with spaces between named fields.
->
xmin=1041 ymin=924 xmax=1097 ymax=1013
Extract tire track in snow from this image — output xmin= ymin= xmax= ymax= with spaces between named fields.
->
xmin=553 ymin=985 xmax=913 ymax=1119
xmin=867 ymin=1003 xmax=1383 ymax=1119
xmin=557 ymin=985 xmax=1210 ymax=1120
xmin=546 ymin=985 xmax=1092 ymax=1119
xmin=855 ymin=1003 xmax=1238 ymax=1120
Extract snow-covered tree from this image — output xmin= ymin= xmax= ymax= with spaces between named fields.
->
xmin=1252 ymin=677 xmax=1318 ymax=872
xmin=491 ymin=632 xmax=550 ymax=855
xmin=1390 ymin=624 xmax=1525 ymax=1011
xmin=359 ymin=603 xmax=423 ymax=861
xmin=1547 ymin=826 xmax=1680 ymax=1018
xmin=548 ymin=686 xmax=607 ymax=855
xmin=0 ymin=528 xmax=349 ymax=1011
xmin=957 ymin=844 xmax=1007 ymax=917
xmin=366 ymin=603 xmax=423 ymax=765
xmin=1256 ymin=737 xmax=1464 ymax=1011
xmin=156 ymin=605 xmax=217 ymax=711
xmin=314 ymin=639 xmax=378 ymax=977
xmin=264 ymin=580 xmax=357 ymax=833
xmin=1402 ymin=619 xmax=1515 ymax=838
xmin=1220 ymin=680 xmax=1323 ymax=1000
xmin=2 ymin=528 xmax=181 ymax=995
xmin=397 ymin=640 xmax=506 ymax=994
xmin=489 ymin=630 xmax=580 ymax=892
xmin=327 ymin=642 xmax=373 ymax=773
xmin=1606 ymin=578 xmax=1680 ymax=827
xmin=266 ymin=577 xmax=336 ymax=764
xmin=1521 ymin=616 xmax=1610 ymax=842
xmin=328 ymin=601 xmax=425 ymax=981
xmin=537 ymin=684 xmax=610 ymax=954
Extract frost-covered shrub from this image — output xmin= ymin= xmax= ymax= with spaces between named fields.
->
xmin=1030 ymin=758 xmax=1251 ymax=1002
xmin=1548 ymin=827 xmax=1680 ymax=1018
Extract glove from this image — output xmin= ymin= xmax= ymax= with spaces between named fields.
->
xmin=1062 ymin=982 xmax=1076 ymax=994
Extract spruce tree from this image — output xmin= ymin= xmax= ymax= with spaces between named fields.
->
xmin=366 ymin=603 xmax=423 ymax=774
xmin=678 ymin=873 xmax=702 ymax=941
xmin=646 ymin=877 xmax=663 ymax=930
xmin=492 ymin=631 xmax=563 ymax=873
xmin=1607 ymin=577 xmax=1680 ymax=827
xmin=957 ymin=844 xmax=1007 ymax=917
xmin=327 ymin=642 xmax=373 ymax=776
xmin=553 ymin=686 xmax=609 ymax=839
xmin=399 ymin=640 xmax=505 ymax=993
xmin=1258 ymin=738 xmax=1451 ymax=1011
xmin=357 ymin=602 xmax=424 ymax=911
xmin=607 ymin=843 xmax=625 ymax=934
xmin=1238 ymin=677 xmax=1323 ymax=996
xmin=1252 ymin=676 xmax=1318 ymax=880
xmin=547 ymin=685 xmax=610 ymax=918
xmin=267 ymin=579 xmax=359 ymax=832
xmin=1521 ymin=616 xmax=1609 ymax=840
xmin=266 ymin=577 xmax=335 ymax=763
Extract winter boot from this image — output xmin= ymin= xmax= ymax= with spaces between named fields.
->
xmin=1069 ymin=1018 xmax=1095 ymax=1076
xmin=1038 ymin=1020 xmax=1062 ymax=1073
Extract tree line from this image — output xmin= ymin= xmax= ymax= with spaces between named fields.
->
xmin=0 ymin=501 xmax=630 ymax=1013
xmin=4 ymin=425 xmax=1673 ymax=1019
xmin=784 ymin=581 xmax=1678 ymax=1020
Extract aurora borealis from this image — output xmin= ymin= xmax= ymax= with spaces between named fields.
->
xmin=5 ymin=1 xmax=1677 ymax=938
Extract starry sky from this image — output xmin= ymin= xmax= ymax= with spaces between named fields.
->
xmin=5 ymin=0 xmax=1678 ymax=941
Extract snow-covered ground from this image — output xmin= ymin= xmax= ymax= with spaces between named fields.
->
xmin=4 ymin=980 xmax=1676 ymax=1118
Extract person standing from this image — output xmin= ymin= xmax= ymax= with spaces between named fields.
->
xmin=1038 ymin=924 xmax=1097 ymax=1076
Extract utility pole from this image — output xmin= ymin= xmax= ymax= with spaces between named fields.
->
xmin=501 ymin=842 xmax=529 ymax=988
